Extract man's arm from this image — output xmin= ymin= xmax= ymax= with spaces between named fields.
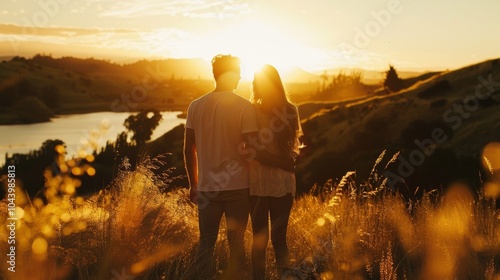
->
xmin=184 ymin=127 xmax=198 ymax=202
xmin=242 ymin=132 xmax=295 ymax=172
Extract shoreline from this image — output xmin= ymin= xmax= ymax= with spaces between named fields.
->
xmin=0 ymin=111 xmax=186 ymax=166
xmin=0 ymin=107 xmax=188 ymax=126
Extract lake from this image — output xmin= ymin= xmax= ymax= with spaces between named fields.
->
xmin=0 ymin=111 xmax=185 ymax=165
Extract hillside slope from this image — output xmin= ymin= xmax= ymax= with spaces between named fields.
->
xmin=0 ymin=56 xmax=214 ymax=124
xmin=296 ymin=58 xmax=500 ymax=196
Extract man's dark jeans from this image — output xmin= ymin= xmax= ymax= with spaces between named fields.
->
xmin=192 ymin=188 xmax=250 ymax=279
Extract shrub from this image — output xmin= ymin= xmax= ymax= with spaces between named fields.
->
xmin=384 ymin=65 xmax=405 ymax=93
xmin=314 ymin=71 xmax=366 ymax=101
xmin=13 ymin=96 xmax=54 ymax=123
xmin=124 ymin=110 xmax=163 ymax=146
xmin=17 ymin=79 xmax=38 ymax=97
xmin=41 ymin=84 xmax=60 ymax=109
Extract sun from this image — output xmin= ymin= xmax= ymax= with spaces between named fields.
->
xmin=200 ymin=19 xmax=304 ymax=80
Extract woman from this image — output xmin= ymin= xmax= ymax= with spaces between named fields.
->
xmin=249 ymin=64 xmax=302 ymax=279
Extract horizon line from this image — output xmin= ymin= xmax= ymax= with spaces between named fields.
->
xmin=2 ymin=53 xmax=498 ymax=74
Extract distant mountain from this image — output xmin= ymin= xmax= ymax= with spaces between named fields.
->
xmin=280 ymin=67 xmax=320 ymax=83
xmin=0 ymin=41 xmax=143 ymax=62
xmin=296 ymin=58 xmax=500 ymax=197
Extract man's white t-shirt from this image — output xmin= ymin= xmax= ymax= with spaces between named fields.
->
xmin=186 ymin=91 xmax=258 ymax=192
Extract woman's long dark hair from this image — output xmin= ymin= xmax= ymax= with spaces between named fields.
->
xmin=251 ymin=64 xmax=301 ymax=158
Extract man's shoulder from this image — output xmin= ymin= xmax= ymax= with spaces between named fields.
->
xmin=189 ymin=91 xmax=252 ymax=110
xmin=224 ymin=92 xmax=252 ymax=106
xmin=190 ymin=92 xmax=211 ymax=104
xmin=187 ymin=92 xmax=212 ymax=111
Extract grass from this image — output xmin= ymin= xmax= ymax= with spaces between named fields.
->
xmin=296 ymin=59 xmax=500 ymax=196
xmin=0 ymin=150 xmax=499 ymax=280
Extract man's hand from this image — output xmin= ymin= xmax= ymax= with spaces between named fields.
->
xmin=255 ymin=149 xmax=296 ymax=173
xmin=283 ymin=157 xmax=295 ymax=173
xmin=242 ymin=131 xmax=296 ymax=173
xmin=189 ymin=187 xmax=198 ymax=204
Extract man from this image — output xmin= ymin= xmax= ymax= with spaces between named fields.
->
xmin=184 ymin=54 xmax=293 ymax=279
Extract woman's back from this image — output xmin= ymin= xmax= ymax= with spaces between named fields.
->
xmin=249 ymin=108 xmax=297 ymax=197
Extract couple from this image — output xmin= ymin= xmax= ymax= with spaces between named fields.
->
xmin=184 ymin=54 xmax=302 ymax=280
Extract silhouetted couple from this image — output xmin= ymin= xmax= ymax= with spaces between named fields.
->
xmin=184 ymin=54 xmax=302 ymax=280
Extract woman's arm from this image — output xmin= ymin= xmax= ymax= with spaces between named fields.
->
xmin=241 ymin=131 xmax=295 ymax=172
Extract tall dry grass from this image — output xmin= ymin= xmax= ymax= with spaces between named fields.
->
xmin=1 ymin=148 xmax=499 ymax=279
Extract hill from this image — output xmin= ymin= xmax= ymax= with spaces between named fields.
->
xmin=296 ymin=58 xmax=500 ymax=196
xmin=0 ymin=56 xmax=13 ymax=62
xmin=296 ymin=70 xmax=442 ymax=120
xmin=0 ymin=55 xmax=215 ymax=124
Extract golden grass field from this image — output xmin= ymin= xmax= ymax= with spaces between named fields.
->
xmin=0 ymin=58 xmax=499 ymax=279
xmin=1 ymin=147 xmax=499 ymax=280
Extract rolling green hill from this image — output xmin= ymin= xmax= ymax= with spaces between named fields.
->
xmin=0 ymin=55 xmax=214 ymax=124
xmin=296 ymin=58 xmax=500 ymax=196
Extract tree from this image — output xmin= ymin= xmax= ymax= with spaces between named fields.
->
xmin=17 ymin=79 xmax=38 ymax=97
xmin=320 ymin=70 xmax=329 ymax=92
xmin=13 ymin=96 xmax=54 ymax=123
xmin=41 ymin=84 xmax=60 ymax=109
xmin=0 ymin=82 xmax=18 ymax=107
xmin=124 ymin=110 xmax=163 ymax=146
xmin=384 ymin=65 xmax=405 ymax=93
xmin=2 ymin=139 xmax=66 ymax=198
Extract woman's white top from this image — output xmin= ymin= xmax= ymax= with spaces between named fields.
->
xmin=249 ymin=107 xmax=301 ymax=197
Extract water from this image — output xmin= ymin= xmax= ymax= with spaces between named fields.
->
xmin=0 ymin=111 xmax=185 ymax=165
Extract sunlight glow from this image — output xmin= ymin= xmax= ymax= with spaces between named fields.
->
xmin=482 ymin=142 xmax=500 ymax=199
xmin=71 ymin=167 xmax=83 ymax=176
xmin=221 ymin=20 xmax=303 ymax=78
xmin=175 ymin=19 xmax=314 ymax=79
xmin=61 ymin=213 xmax=71 ymax=223
xmin=41 ymin=224 xmax=55 ymax=238
xmin=55 ymin=145 xmax=65 ymax=154
xmin=15 ymin=206 xmax=24 ymax=219
xmin=87 ymin=167 xmax=96 ymax=176
xmin=317 ymin=217 xmax=326 ymax=227
xmin=32 ymin=237 xmax=48 ymax=255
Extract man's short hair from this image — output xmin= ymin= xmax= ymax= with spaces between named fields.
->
xmin=212 ymin=54 xmax=240 ymax=80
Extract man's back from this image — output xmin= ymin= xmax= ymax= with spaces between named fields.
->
xmin=186 ymin=91 xmax=257 ymax=192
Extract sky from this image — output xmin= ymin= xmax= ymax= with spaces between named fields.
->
xmin=0 ymin=0 xmax=499 ymax=73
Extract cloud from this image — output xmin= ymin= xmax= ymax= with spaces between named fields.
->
xmin=94 ymin=0 xmax=251 ymax=18
xmin=0 ymin=23 xmax=134 ymax=37
xmin=0 ymin=23 xmax=198 ymax=59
